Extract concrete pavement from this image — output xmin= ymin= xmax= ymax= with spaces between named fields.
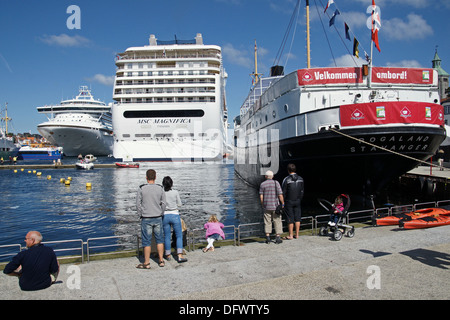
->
xmin=1 ymin=223 xmax=450 ymax=301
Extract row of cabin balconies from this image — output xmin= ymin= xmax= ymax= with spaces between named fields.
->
xmin=115 ymin=78 xmax=216 ymax=87
xmin=114 ymin=97 xmax=216 ymax=104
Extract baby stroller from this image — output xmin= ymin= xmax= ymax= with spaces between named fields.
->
xmin=318 ymin=194 xmax=354 ymax=241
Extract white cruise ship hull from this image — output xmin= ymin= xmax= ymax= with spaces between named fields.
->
xmin=112 ymin=103 xmax=225 ymax=161
xmin=112 ymin=33 xmax=228 ymax=162
xmin=38 ymin=124 xmax=113 ymax=157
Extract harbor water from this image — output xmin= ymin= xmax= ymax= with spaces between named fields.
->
xmin=0 ymin=158 xmax=264 ymax=258
xmin=1 ymin=157 xmax=446 ymax=261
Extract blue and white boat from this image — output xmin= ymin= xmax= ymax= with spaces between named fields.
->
xmin=18 ymin=146 xmax=63 ymax=161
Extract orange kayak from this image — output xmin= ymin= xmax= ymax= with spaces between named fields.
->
xmin=400 ymin=214 xmax=450 ymax=229
xmin=376 ymin=208 xmax=450 ymax=226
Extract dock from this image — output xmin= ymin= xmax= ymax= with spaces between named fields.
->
xmin=1 ymin=223 xmax=449 ymax=301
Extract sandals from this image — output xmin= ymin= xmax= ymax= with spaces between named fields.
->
xmin=136 ymin=260 xmax=165 ymax=269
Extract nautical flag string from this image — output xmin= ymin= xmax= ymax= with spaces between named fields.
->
xmin=344 ymin=23 xmax=350 ymax=41
xmin=353 ymin=37 xmax=359 ymax=58
xmin=329 ymin=9 xmax=340 ymax=27
xmin=324 ymin=0 xmax=334 ymax=13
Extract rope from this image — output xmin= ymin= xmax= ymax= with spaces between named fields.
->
xmin=328 ymin=127 xmax=445 ymax=170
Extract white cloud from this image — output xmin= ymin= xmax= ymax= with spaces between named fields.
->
xmin=222 ymin=43 xmax=252 ymax=68
xmin=383 ymin=13 xmax=433 ymax=40
xmin=86 ymin=74 xmax=115 ymax=86
xmin=329 ymin=54 xmax=367 ymax=68
xmin=385 ymin=60 xmax=423 ymax=68
xmin=39 ymin=34 xmax=91 ymax=47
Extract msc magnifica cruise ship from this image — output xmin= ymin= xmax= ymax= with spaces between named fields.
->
xmin=112 ymin=33 xmax=228 ymax=161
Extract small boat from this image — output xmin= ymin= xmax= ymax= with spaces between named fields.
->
xmin=84 ymin=154 xmax=97 ymax=163
xmin=400 ymin=215 xmax=450 ymax=229
xmin=115 ymin=162 xmax=139 ymax=168
xmin=376 ymin=208 xmax=450 ymax=226
xmin=76 ymin=160 xmax=94 ymax=170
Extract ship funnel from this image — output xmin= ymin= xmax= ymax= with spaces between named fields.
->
xmin=195 ymin=33 xmax=203 ymax=45
xmin=270 ymin=65 xmax=284 ymax=77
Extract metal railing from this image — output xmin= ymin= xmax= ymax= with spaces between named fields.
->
xmin=1 ymin=199 xmax=449 ymax=264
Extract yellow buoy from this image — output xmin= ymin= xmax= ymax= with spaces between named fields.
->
xmin=47 ymin=175 xmax=51 ymax=180
xmin=33 ymin=170 xmax=36 ymax=174
xmin=65 ymin=180 xmax=70 ymax=186
xmin=28 ymin=170 xmax=31 ymax=173
xmin=60 ymin=178 xmax=65 ymax=183
xmin=67 ymin=177 xmax=72 ymax=181
xmin=13 ymin=169 xmax=17 ymax=173
xmin=86 ymin=182 xmax=92 ymax=189
xmin=36 ymin=172 xmax=42 ymax=176
xmin=21 ymin=168 xmax=24 ymax=172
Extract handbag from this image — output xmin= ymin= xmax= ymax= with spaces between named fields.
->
xmin=273 ymin=180 xmax=284 ymax=214
xmin=275 ymin=203 xmax=284 ymax=215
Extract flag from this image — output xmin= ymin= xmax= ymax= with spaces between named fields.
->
xmin=371 ymin=0 xmax=381 ymax=52
xmin=353 ymin=38 xmax=359 ymax=58
xmin=372 ymin=29 xmax=381 ymax=52
xmin=329 ymin=9 xmax=340 ymax=27
xmin=344 ymin=23 xmax=350 ymax=41
xmin=324 ymin=0 xmax=334 ymax=13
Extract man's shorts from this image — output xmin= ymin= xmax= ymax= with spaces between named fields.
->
xmin=284 ymin=199 xmax=302 ymax=223
xmin=141 ymin=217 xmax=164 ymax=247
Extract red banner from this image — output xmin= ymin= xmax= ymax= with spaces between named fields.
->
xmin=297 ymin=68 xmax=363 ymax=85
xmin=371 ymin=67 xmax=434 ymax=84
xmin=340 ymin=101 xmax=443 ymax=127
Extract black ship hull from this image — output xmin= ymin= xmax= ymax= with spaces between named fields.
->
xmin=234 ymin=125 xmax=446 ymax=195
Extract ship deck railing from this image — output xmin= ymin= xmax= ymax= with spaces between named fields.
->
xmin=1 ymin=199 xmax=449 ymax=266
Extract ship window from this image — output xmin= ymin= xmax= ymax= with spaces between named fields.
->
xmin=284 ymin=104 xmax=289 ymax=113
xmin=123 ymin=110 xmax=205 ymax=118
xmin=272 ymin=110 xmax=276 ymax=118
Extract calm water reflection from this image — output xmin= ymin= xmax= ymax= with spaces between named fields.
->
xmin=0 ymin=160 xmax=263 ymax=250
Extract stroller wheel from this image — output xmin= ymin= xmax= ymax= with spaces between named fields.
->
xmin=319 ymin=226 xmax=328 ymax=236
xmin=333 ymin=229 xmax=343 ymax=241
xmin=347 ymin=227 xmax=355 ymax=238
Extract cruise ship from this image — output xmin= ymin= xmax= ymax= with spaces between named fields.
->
xmin=112 ymin=33 xmax=228 ymax=161
xmin=233 ymin=1 xmax=446 ymax=195
xmin=37 ymin=86 xmax=114 ymax=157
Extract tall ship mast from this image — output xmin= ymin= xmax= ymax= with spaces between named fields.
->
xmin=37 ymin=86 xmax=113 ymax=157
xmin=112 ymin=33 xmax=228 ymax=162
xmin=233 ymin=0 xmax=445 ymax=196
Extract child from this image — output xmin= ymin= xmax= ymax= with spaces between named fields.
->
xmin=203 ymin=214 xmax=225 ymax=252
xmin=328 ymin=195 xmax=344 ymax=226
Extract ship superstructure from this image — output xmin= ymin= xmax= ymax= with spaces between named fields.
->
xmin=37 ymin=86 xmax=113 ymax=157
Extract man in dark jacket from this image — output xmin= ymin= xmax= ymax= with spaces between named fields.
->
xmin=3 ymin=231 xmax=59 ymax=291
xmin=282 ymin=163 xmax=304 ymax=239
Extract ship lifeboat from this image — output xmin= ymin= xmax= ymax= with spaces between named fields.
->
xmin=399 ymin=214 xmax=450 ymax=229
xmin=376 ymin=208 xmax=450 ymax=226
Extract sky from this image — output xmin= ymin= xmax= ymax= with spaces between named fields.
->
xmin=1 ymin=0 xmax=449 ymax=134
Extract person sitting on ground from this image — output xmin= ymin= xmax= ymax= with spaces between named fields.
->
xmin=3 ymin=231 xmax=59 ymax=291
